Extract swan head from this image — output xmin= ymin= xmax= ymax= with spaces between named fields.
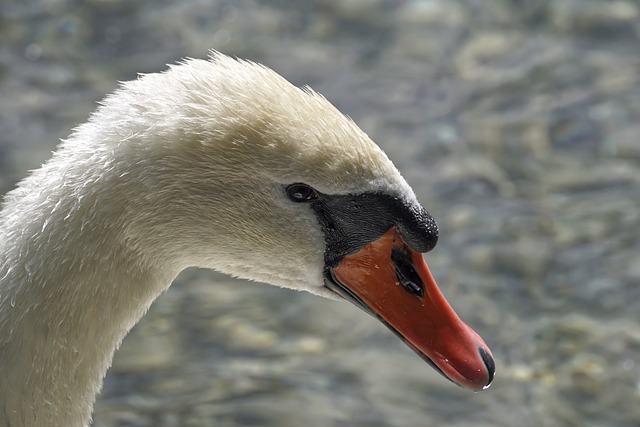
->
xmin=77 ymin=52 xmax=494 ymax=391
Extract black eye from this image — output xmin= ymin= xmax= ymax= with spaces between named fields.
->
xmin=286 ymin=183 xmax=318 ymax=202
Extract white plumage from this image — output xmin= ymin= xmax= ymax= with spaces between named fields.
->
xmin=0 ymin=53 xmax=418 ymax=426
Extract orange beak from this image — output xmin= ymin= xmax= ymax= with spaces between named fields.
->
xmin=324 ymin=228 xmax=495 ymax=391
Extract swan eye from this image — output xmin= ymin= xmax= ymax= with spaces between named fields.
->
xmin=286 ymin=183 xmax=318 ymax=202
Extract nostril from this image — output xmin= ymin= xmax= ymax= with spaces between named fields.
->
xmin=391 ymin=247 xmax=425 ymax=298
xmin=478 ymin=347 xmax=495 ymax=388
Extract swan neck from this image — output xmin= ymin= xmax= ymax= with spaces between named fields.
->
xmin=0 ymin=170 xmax=177 ymax=426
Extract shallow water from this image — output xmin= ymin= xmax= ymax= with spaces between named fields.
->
xmin=1 ymin=1 xmax=639 ymax=426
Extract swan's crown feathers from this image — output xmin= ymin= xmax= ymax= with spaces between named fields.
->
xmin=94 ymin=52 xmax=413 ymax=199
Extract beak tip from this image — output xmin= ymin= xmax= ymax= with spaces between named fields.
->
xmin=478 ymin=346 xmax=496 ymax=390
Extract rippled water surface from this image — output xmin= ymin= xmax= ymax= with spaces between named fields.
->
xmin=1 ymin=1 xmax=639 ymax=426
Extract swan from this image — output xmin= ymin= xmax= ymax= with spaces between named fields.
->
xmin=0 ymin=52 xmax=494 ymax=426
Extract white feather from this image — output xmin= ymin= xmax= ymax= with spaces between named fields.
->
xmin=0 ymin=52 xmax=417 ymax=426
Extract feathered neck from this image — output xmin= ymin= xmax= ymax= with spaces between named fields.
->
xmin=0 ymin=143 xmax=180 ymax=425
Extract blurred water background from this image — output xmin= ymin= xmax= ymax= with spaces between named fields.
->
xmin=2 ymin=0 xmax=640 ymax=426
